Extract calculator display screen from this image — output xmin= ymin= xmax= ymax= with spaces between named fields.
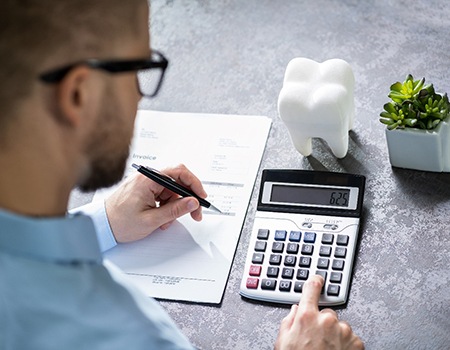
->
xmin=270 ymin=185 xmax=351 ymax=207
xmin=262 ymin=181 xmax=359 ymax=210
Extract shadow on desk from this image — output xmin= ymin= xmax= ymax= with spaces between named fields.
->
xmin=303 ymin=152 xmax=369 ymax=175
xmin=299 ymin=131 xmax=370 ymax=175
xmin=391 ymin=167 xmax=450 ymax=204
xmin=239 ymin=295 xmax=349 ymax=311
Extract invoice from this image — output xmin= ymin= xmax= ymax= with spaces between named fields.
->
xmin=94 ymin=110 xmax=271 ymax=303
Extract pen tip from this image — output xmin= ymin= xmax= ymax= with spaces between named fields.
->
xmin=131 ymin=163 xmax=139 ymax=170
xmin=210 ymin=204 xmax=222 ymax=214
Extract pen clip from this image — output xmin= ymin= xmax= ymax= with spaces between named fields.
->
xmin=133 ymin=163 xmax=174 ymax=182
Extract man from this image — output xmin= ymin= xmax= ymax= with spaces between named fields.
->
xmin=0 ymin=1 xmax=364 ymax=349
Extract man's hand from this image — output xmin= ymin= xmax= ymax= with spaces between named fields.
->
xmin=105 ymin=164 xmax=206 ymax=243
xmin=275 ymin=275 xmax=364 ymax=350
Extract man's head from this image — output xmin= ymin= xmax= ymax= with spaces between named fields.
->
xmin=0 ymin=0 xmax=148 ymax=117
xmin=0 ymin=0 xmax=151 ymax=193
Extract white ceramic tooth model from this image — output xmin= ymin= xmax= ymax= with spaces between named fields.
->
xmin=277 ymin=57 xmax=355 ymax=158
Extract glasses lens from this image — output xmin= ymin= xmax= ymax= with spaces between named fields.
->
xmin=137 ymin=68 xmax=164 ymax=97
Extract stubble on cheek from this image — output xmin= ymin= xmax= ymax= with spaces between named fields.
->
xmin=77 ymin=95 xmax=135 ymax=193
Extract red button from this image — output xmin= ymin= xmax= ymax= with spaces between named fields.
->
xmin=246 ymin=277 xmax=259 ymax=289
xmin=249 ymin=265 xmax=262 ymax=276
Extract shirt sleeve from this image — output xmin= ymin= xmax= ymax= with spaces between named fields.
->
xmin=70 ymin=201 xmax=117 ymax=252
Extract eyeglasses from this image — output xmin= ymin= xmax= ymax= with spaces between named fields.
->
xmin=39 ymin=50 xmax=168 ymax=98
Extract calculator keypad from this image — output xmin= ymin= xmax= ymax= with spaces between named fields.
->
xmin=247 ymin=228 xmax=348 ymax=295
xmin=240 ymin=214 xmax=359 ymax=306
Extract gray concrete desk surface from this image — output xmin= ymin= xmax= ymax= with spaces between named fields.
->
xmin=69 ymin=1 xmax=450 ymax=349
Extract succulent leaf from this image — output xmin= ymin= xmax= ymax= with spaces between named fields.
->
xmin=379 ymin=74 xmax=449 ymax=130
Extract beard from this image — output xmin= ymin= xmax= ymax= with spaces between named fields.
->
xmin=77 ymin=88 xmax=135 ymax=193
xmin=78 ymin=147 xmax=130 ymax=193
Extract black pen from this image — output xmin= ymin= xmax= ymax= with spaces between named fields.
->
xmin=132 ymin=163 xmax=222 ymax=213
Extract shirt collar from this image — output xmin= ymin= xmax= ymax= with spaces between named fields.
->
xmin=0 ymin=209 xmax=102 ymax=264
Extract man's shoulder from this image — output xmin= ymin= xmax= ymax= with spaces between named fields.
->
xmin=0 ymin=255 xmax=194 ymax=349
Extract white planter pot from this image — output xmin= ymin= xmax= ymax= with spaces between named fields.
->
xmin=385 ymin=118 xmax=450 ymax=172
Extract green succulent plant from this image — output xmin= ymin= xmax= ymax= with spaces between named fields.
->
xmin=379 ymin=74 xmax=449 ymax=130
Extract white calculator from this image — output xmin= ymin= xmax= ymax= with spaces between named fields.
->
xmin=239 ymin=169 xmax=366 ymax=306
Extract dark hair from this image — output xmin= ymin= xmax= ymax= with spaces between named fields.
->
xmin=0 ymin=0 xmax=145 ymax=119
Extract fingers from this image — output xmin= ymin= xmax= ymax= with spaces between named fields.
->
xmin=156 ymin=165 xmax=205 ymax=227
xmin=281 ymin=304 xmax=297 ymax=330
xmin=159 ymin=220 xmax=175 ymax=231
xmin=162 ymin=164 xmax=207 ymax=199
xmin=276 ymin=275 xmax=364 ymax=350
xmin=154 ymin=197 xmax=200 ymax=229
xmin=104 ymin=167 xmax=205 ymax=244
xmin=297 ymin=274 xmax=324 ymax=313
xmin=352 ymin=337 xmax=365 ymax=350
xmin=339 ymin=320 xmax=353 ymax=339
xmin=275 ymin=304 xmax=298 ymax=350
xmin=341 ymin=326 xmax=364 ymax=349
xmin=318 ymin=310 xmax=365 ymax=349
xmin=320 ymin=308 xmax=338 ymax=318
xmin=339 ymin=320 xmax=365 ymax=349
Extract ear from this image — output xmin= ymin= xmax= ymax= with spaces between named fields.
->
xmin=55 ymin=66 xmax=96 ymax=127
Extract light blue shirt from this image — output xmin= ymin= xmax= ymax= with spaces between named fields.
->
xmin=0 ymin=206 xmax=195 ymax=350
xmin=72 ymin=201 xmax=118 ymax=252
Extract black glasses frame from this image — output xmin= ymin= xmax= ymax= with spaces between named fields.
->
xmin=39 ymin=50 xmax=169 ymax=98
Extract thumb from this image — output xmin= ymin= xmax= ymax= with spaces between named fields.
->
xmin=154 ymin=197 xmax=200 ymax=228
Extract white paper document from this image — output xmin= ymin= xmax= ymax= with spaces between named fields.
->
xmin=94 ymin=110 xmax=271 ymax=303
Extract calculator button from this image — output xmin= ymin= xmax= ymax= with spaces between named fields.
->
xmin=246 ymin=278 xmax=259 ymax=289
xmin=321 ymin=233 xmax=334 ymax=245
xmin=323 ymin=224 xmax=338 ymax=230
xmin=286 ymin=243 xmax=299 ymax=254
xmin=249 ymin=265 xmax=262 ymax=277
xmin=315 ymin=271 xmax=327 ymax=294
xmin=296 ymin=269 xmax=309 ymax=280
xmin=289 ymin=231 xmax=301 ymax=242
xmin=327 ymin=284 xmax=340 ymax=296
xmin=319 ymin=246 xmax=332 ymax=257
xmin=282 ymin=268 xmax=294 ymax=279
xmin=299 ymin=256 xmax=311 ymax=268
xmin=303 ymin=232 xmax=316 ymax=243
xmin=252 ymin=253 xmax=264 ymax=264
xmin=317 ymin=258 xmax=329 ymax=269
xmin=284 ymin=255 xmax=297 ymax=266
xmin=294 ymin=281 xmax=304 ymax=293
xmin=254 ymin=241 xmax=267 ymax=252
xmin=257 ymin=229 xmax=270 ymax=240
xmin=330 ymin=272 xmax=342 ymax=283
xmin=336 ymin=234 xmax=349 ymax=246
xmin=261 ymin=279 xmax=277 ymax=290
xmin=279 ymin=281 xmax=291 ymax=292
xmin=274 ymin=230 xmax=287 ymax=241
xmin=272 ymin=242 xmax=285 ymax=253
xmin=315 ymin=270 xmax=327 ymax=281
xmin=332 ymin=259 xmax=345 ymax=271
xmin=302 ymin=222 xmax=312 ymax=229
xmin=301 ymin=244 xmax=314 ymax=255
xmin=269 ymin=254 xmax=282 ymax=265
xmin=334 ymin=247 xmax=347 ymax=258
xmin=267 ymin=267 xmax=279 ymax=278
